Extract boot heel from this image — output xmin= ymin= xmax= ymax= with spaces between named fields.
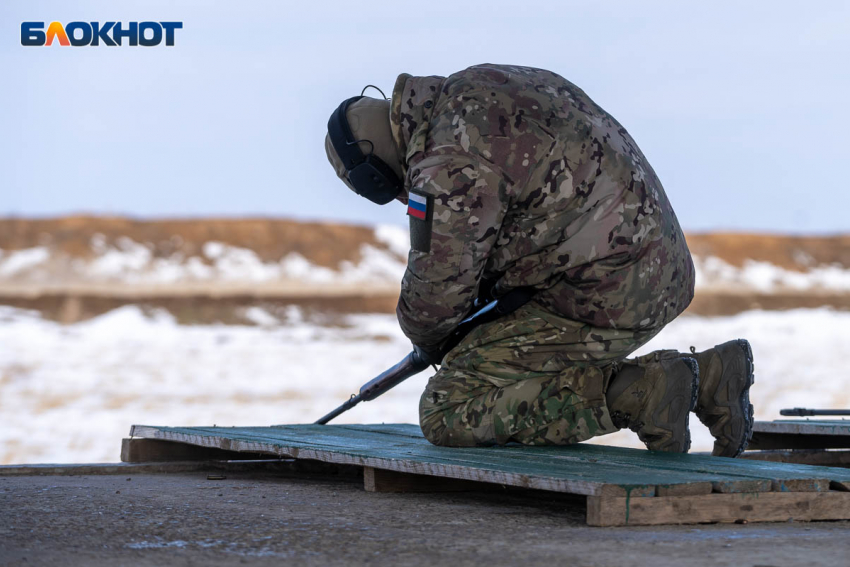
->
xmin=681 ymin=357 xmax=700 ymax=413
xmin=733 ymin=338 xmax=755 ymax=457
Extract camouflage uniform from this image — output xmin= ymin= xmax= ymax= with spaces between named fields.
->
xmin=389 ymin=64 xmax=695 ymax=446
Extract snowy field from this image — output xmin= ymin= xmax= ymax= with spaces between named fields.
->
xmin=1 ymin=305 xmax=849 ymax=464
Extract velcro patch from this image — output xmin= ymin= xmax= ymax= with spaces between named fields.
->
xmin=407 ymin=190 xmax=432 ymax=253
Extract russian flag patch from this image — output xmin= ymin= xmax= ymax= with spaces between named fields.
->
xmin=407 ymin=191 xmax=429 ymax=220
xmin=407 ymin=190 xmax=432 ymax=252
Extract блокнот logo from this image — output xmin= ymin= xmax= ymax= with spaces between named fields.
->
xmin=21 ymin=22 xmax=182 ymax=46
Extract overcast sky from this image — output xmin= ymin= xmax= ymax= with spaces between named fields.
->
xmin=1 ymin=0 xmax=848 ymax=233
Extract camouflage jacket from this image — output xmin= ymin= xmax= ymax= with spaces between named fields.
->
xmin=390 ymin=64 xmax=694 ymax=351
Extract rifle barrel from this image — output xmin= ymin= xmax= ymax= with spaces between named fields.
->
xmin=780 ymin=408 xmax=850 ymax=417
xmin=315 ymin=394 xmax=362 ymax=425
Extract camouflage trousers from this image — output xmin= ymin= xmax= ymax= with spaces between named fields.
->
xmin=419 ymin=300 xmax=662 ymax=447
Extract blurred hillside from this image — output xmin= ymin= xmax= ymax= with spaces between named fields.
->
xmin=0 ymin=216 xmax=848 ymax=322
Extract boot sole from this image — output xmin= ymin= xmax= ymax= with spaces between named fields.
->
xmin=733 ymin=338 xmax=756 ymax=457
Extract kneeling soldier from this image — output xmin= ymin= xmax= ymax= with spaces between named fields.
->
xmin=325 ymin=64 xmax=754 ymax=457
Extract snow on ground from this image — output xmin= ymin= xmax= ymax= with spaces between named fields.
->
xmin=3 ymin=226 xmax=850 ymax=294
xmin=0 ymin=225 xmax=410 ymax=286
xmin=1 ymin=306 xmax=848 ymax=464
xmin=693 ymin=256 xmax=850 ymax=292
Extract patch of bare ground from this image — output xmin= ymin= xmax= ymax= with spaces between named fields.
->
xmin=686 ymin=232 xmax=850 ymax=270
xmin=2 ymin=471 xmax=850 ymax=567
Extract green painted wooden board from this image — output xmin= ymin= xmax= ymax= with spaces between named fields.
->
xmin=129 ymin=423 xmax=850 ymax=498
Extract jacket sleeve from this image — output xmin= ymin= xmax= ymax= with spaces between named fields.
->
xmin=396 ymin=150 xmax=509 ymax=350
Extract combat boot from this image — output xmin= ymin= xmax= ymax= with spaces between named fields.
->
xmin=685 ymin=340 xmax=755 ymax=458
xmin=605 ymin=356 xmax=700 ymax=453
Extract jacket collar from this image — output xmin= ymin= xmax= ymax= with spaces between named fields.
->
xmin=389 ymin=72 xmax=445 ymax=178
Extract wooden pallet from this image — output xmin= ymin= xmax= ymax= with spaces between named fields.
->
xmin=125 ymin=423 xmax=850 ymax=527
xmin=750 ymin=420 xmax=850 ymax=450
xmin=744 ymin=420 xmax=850 ymax=468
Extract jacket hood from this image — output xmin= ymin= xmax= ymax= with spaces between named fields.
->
xmin=389 ymin=72 xmax=446 ymax=181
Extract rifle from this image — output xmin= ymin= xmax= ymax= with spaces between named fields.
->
xmin=780 ymin=408 xmax=850 ymax=417
xmin=314 ymin=286 xmax=537 ymax=425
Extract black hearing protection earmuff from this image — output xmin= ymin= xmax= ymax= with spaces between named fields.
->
xmin=327 ymin=94 xmax=403 ymax=205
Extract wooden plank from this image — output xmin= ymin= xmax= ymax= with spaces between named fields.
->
xmin=338 ymin=425 xmax=836 ymax=494
xmin=754 ymin=420 xmax=850 ymax=435
xmin=363 ymin=467 xmax=489 ymax=493
xmin=750 ymin=420 xmax=850 ymax=450
xmin=305 ymin=424 xmax=775 ymax=495
xmin=314 ymin=425 xmax=661 ymax=496
xmin=129 ymin=424 xmax=850 ymax=499
xmin=131 ymin=425 xmax=676 ymax=497
xmin=586 ymin=491 xmax=850 ymax=527
xmin=121 ymin=438 xmax=264 ymax=462
xmin=740 ymin=449 xmax=850 ymax=468
xmin=133 ymin=426 xmax=684 ymax=496
xmin=655 ymin=482 xmax=713 ymax=497
xmin=711 ymin=479 xmax=772 ymax=494
xmin=138 ymin=423 xmax=817 ymax=497
xmin=771 ymin=478 xmax=830 ymax=492
xmin=750 ymin=432 xmax=850 ymax=450
xmin=339 ymin=424 xmax=835 ymax=493
xmin=313 ymin=426 xmax=660 ymax=496
xmin=130 ymin=423 xmax=845 ymax=494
